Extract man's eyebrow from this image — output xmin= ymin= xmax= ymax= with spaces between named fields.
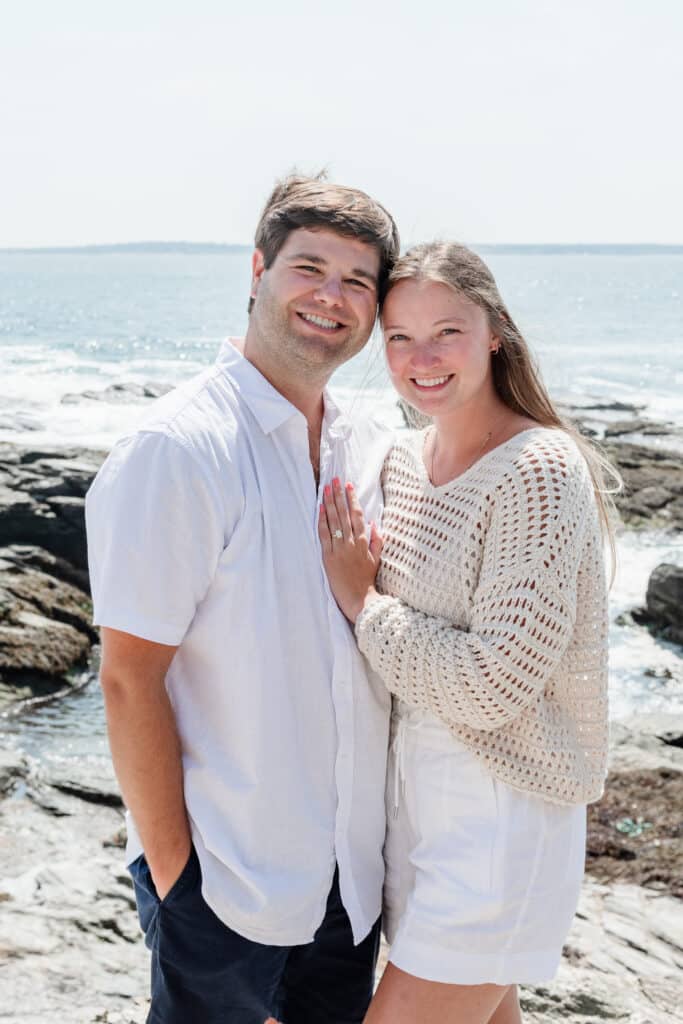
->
xmin=288 ymin=252 xmax=327 ymax=265
xmin=288 ymin=253 xmax=378 ymax=285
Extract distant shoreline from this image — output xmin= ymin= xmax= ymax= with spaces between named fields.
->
xmin=2 ymin=242 xmax=683 ymax=256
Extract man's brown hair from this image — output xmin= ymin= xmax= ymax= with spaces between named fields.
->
xmin=249 ymin=172 xmax=400 ymax=313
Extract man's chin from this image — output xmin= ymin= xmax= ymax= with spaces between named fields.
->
xmin=288 ymin=330 xmax=365 ymax=368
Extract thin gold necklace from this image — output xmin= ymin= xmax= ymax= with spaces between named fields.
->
xmin=429 ymin=419 xmax=506 ymax=485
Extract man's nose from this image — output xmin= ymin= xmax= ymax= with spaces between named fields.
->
xmin=313 ymin=275 xmax=344 ymax=306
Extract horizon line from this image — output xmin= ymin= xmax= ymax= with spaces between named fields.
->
xmin=2 ymin=240 xmax=683 ymax=255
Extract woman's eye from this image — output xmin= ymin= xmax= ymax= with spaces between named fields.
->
xmin=387 ymin=333 xmax=409 ymax=343
xmin=440 ymin=327 xmax=461 ymax=336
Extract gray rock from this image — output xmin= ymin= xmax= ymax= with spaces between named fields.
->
xmin=61 ymin=382 xmax=173 ymax=405
xmin=609 ymin=713 xmax=683 ymax=772
xmin=0 ymin=444 xmax=105 ymax=570
xmin=0 ymin=412 xmax=45 ymax=432
xmin=570 ymin=400 xmax=646 ymax=414
xmin=0 ymin=787 xmax=148 ymax=1024
xmin=604 ymin=417 xmax=676 ymax=438
xmin=602 ymin=441 xmax=683 ymax=531
xmin=646 ymin=564 xmax=683 ymax=644
xmin=521 ymin=880 xmax=683 ymax=1021
xmin=634 ymin=484 xmax=674 ymax=509
xmin=49 ymin=780 xmax=123 ymax=809
xmin=0 ymin=748 xmax=27 ymax=796
xmin=0 ymin=544 xmax=95 ymax=712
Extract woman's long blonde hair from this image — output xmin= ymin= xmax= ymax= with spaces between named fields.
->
xmin=382 ymin=241 xmax=622 ymax=571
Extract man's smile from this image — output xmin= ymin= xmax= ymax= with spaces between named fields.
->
xmin=297 ymin=311 xmax=345 ymax=332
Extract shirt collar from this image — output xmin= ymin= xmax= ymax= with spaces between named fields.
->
xmin=217 ymin=338 xmax=353 ymax=440
xmin=217 ymin=339 xmax=300 ymax=435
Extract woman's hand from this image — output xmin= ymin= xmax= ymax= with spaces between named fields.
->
xmin=318 ymin=478 xmax=383 ymax=624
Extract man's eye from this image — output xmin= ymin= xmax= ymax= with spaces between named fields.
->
xmin=296 ymin=264 xmax=319 ymax=273
xmin=346 ymin=278 xmax=369 ymax=289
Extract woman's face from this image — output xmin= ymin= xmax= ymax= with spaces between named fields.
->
xmin=381 ymin=278 xmax=498 ymax=418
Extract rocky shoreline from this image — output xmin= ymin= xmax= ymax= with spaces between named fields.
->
xmin=1 ymin=401 xmax=682 ymax=1021
xmin=1 ymin=712 xmax=680 ymax=1023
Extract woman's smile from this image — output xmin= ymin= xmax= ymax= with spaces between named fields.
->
xmin=410 ymin=373 xmax=454 ymax=392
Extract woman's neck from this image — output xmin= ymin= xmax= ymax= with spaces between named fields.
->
xmin=433 ymin=395 xmax=512 ymax=460
xmin=428 ymin=394 xmax=537 ymax=486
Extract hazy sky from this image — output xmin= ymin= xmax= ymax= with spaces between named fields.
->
xmin=2 ymin=0 xmax=682 ymax=246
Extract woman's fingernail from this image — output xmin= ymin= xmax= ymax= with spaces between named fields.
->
xmin=324 ymin=485 xmax=331 ymax=497
xmin=333 ymin=477 xmax=340 ymax=488
xmin=346 ymin=482 xmax=354 ymax=491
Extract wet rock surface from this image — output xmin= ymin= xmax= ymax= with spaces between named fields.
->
xmin=0 ymin=761 xmax=148 ymax=1024
xmin=0 ymin=545 xmax=96 ymax=711
xmin=586 ymin=714 xmax=683 ymax=900
xmin=551 ymin=403 xmax=683 ymax=531
xmin=0 ymin=443 xmax=105 ymax=570
xmin=0 ymin=719 xmax=680 ymax=1023
xmin=61 ymin=382 xmax=173 ymax=405
xmin=638 ymin=563 xmax=683 ymax=646
xmin=605 ymin=441 xmax=683 ymax=531
xmin=521 ymin=879 xmax=683 ymax=1022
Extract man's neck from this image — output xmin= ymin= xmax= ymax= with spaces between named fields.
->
xmin=242 ymin=334 xmax=327 ymax=427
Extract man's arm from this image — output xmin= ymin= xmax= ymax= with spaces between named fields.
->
xmin=100 ymin=626 xmax=191 ymax=899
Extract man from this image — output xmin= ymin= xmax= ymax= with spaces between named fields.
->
xmin=85 ymin=174 xmax=400 ymax=1023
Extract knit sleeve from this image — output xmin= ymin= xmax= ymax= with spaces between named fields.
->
xmin=355 ymin=437 xmax=601 ymax=732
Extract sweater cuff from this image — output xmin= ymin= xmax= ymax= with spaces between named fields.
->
xmin=354 ymin=594 xmax=403 ymax=655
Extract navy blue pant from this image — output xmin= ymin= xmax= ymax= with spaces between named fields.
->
xmin=129 ymin=847 xmax=381 ymax=1023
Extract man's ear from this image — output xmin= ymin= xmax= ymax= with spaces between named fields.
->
xmin=251 ymin=249 xmax=266 ymax=303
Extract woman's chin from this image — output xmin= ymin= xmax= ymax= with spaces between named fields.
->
xmin=395 ymin=393 xmax=436 ymax=428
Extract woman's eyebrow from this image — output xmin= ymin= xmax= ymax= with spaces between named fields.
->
xmin=433 ymin=316 xmax=468 ymax=325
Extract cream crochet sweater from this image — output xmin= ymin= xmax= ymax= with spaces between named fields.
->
xmin=355 ymin=427 xmax=609 ymax=806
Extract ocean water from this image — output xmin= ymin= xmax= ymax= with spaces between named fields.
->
xmin=1 ymin=247 xmax=682 ymax=777
xmin=2 ymin=248 xmax=683 ymax=447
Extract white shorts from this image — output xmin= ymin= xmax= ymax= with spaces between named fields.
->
xmin=383 ymin=703 xmax=586 ymax=986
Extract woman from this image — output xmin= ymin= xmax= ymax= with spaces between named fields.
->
xmin=318 ymin=242 xmax=616 ymax=1024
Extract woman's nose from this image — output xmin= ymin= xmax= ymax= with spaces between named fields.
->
xmin=409 ymin=342 xmax=442 ymax=369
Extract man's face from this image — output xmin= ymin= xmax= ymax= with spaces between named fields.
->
xmin=249 ymin=228 xmax=381 ymax=380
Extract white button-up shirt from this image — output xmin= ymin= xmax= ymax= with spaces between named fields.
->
xmin=85 ymin=340 xmax=392 ymax=945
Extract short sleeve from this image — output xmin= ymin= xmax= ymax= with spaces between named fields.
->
xmin=85 ymin=430 xmax=227 ymax=645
